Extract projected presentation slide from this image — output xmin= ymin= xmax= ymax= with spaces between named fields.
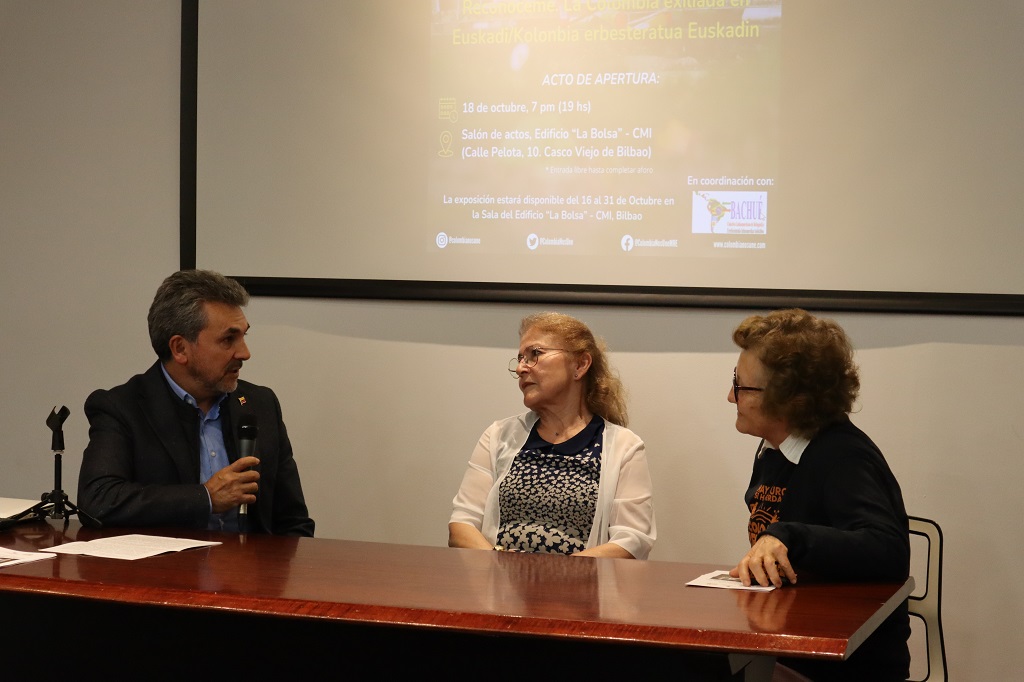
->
xmin=428 ymin=1 xmax=779 ymax=260
xmin=194 ymin=1 xmax=1024 ymax=304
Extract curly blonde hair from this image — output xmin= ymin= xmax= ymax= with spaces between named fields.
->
xmin=733 ymin=308 xmax=860 ymax=436
xmin=519 ymin=312 xmax=629 ymax=427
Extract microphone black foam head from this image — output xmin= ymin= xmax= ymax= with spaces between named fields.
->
xmin=237 ymin=413 xmax=259 ymax=441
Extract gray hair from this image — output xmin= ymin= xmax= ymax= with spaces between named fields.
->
xmin=148 ymin=269 xmax=249 ymax=361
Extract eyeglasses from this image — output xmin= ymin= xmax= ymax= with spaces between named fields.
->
xmin=732 ymin=368 xmax=765 ymax=401
xmin=508 ymin=348 xmax=567 ymax=377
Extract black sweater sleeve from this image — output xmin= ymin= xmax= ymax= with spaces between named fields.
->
xmin=761 ymin=422 xmax=910 ymax=581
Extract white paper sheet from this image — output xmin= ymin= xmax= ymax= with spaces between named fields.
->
xmin=40 ymin=534 xmax=220 ymax=560
xmin=0 ymin=497 xmax=40 ymax=519
xmin=0 ymin=546 xmax=56 ymax=569
xmin=686 ymin=569 xmax=777 ymax=592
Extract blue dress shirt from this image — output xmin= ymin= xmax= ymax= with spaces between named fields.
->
xmin=159 ymin=364 xmax=238 ymax=532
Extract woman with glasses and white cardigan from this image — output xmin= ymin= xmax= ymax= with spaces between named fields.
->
xmin=448 ymin=312 xmax=655 ymax=559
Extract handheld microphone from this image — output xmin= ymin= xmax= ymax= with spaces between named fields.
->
xmin=237 ymin=414 xmax=259 ymax=519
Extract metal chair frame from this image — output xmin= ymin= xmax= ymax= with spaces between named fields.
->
xmin=907 ymin=515 xmax=948 ymax=682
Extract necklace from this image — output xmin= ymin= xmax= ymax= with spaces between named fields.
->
xmin=548 ymin=415 xmax=587 ymax=442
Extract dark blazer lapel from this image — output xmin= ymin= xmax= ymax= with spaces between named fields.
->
xmin=139 ymin=362 xmax=201 ymax=484
xmin=223 ymin=385 xmax=261 ymax=463
xmin=222 ymin=385 xmax=264 ymax=531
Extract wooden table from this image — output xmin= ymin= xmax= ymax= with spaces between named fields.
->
xmin=0 ymin=520 xmax=912 ymax=680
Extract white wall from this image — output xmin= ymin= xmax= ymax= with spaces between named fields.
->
xmin=2 ymin=3 xmax=1020 ymax=678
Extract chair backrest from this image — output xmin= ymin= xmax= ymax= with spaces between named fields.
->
xmin=907 ymin=516 xmax=947 ymax=682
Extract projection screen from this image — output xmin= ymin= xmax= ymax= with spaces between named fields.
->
xmin=183 ymin=0 xmax=1024 ymax=314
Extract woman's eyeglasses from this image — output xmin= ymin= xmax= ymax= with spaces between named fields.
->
xmin=508 ymin=348 xmax=567 ymax=377
xmin=733 ymin=368 xmax=765 ymax=401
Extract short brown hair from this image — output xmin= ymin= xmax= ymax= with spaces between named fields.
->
xmin=732 ymin=308 xmax=859 ymax=436
xmin=519 ymin=312 xmax=629 ymax=427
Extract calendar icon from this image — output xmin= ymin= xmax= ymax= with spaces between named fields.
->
xmin=438 ymin=97 xmax=457 ymax=122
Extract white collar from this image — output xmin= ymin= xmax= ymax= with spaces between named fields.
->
xmin=765 ymin=433 xmax=811 ymax=465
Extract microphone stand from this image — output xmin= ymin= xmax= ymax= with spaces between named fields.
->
xmin=0 ymin=406 xmax=100 ymax=531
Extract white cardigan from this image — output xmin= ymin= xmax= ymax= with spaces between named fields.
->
xmin=449 ymin=412 xmax=656 ymax=559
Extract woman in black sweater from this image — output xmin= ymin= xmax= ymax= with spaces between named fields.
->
xmin=727 ymin=308 xmax=911 ymax=681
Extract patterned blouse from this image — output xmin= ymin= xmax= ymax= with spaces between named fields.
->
xmin=495 ymin=415 xmax=604 ymax=554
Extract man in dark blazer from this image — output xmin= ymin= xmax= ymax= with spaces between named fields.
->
xmin=78 ymin=270 xmax=314 ymax=536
